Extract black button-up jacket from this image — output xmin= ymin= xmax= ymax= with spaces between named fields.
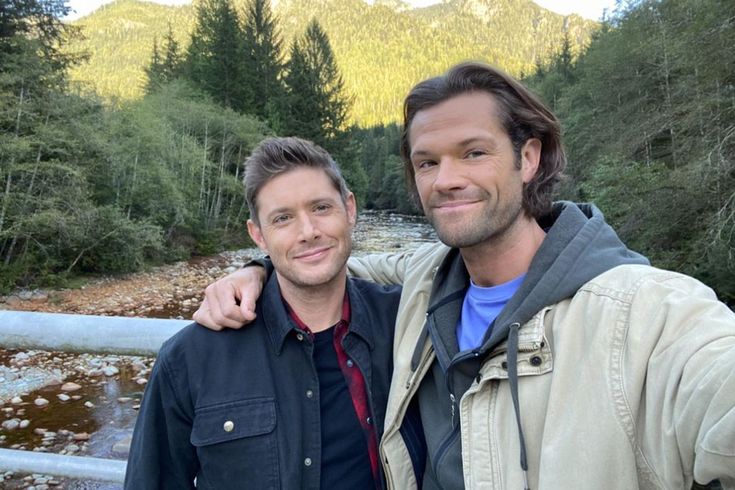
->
xmin=125 ymin=276 xmax=401 ymax=490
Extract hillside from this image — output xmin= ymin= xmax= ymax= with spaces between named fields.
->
xmin=66 ymin=0 xmax=598 ymax=125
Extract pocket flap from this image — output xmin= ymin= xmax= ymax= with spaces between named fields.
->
xmin=191 ymin=397 xmax=276 ymax=447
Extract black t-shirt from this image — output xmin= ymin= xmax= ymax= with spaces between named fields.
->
xmin=313 ymin=328 xmax=375 ymax=489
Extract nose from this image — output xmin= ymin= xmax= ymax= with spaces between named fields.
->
xmin=432 ymin=158 xmax=467 ymax=193
xmin=298 ymin=214 xmax=321 ymax=241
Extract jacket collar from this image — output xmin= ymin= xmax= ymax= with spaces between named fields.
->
xmin=260 ymin=274 xmax=375 ymax=354
xmin=343 ymin=279 xmax=376 ymax=351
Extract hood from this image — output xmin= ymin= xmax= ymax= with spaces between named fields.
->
xmin=416 ymin=201 xmax=649 ymax=489
xmin=483 ymin=201 xmax=649 ymax=352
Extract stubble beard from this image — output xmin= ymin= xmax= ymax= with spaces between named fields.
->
xmin=275 ymin=238 xmax=352 ymax=292
xmin=425 ymin=189 xmax=525 ymax=250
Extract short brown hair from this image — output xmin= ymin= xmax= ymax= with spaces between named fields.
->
xmin=401 ymin=61 xmax=566 ymax=218
xmin=245 ymin=137 xmax=349 ymax=224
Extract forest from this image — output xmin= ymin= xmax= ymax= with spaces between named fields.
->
xmin=0 ymin=0 xmax=733 ymax=304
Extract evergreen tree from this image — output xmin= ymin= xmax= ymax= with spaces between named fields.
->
xmin=144 ymin=36 xmax=164 ymax=91
xmin=279 ymin=19 xmax=352 ymax=153
xmin=184 ymin=0 xmax=249 ymax=111
xmin=242 ymin=0 xmax=284 ymax=122
xmin=161 ymin=23 xmax=181 ymax=77
xmin=145 ymin=23 xmax=181 ymax=92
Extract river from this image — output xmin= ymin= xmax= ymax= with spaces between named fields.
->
xmin=0 ymin=211 xmax=436 ymax=489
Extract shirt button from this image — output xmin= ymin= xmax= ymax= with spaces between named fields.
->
xmin=366 ymin=417 xmax=373 ymax=425
xmin=223 ymin=420 xmax=234 ymax=432
xmin=530 ymin=356 xmax=543 ymax=366
xmin=296 ymin=333 xmax=304 ymax=341
xmin=306 ymin=390 xmax=314 ymax=399
xmin=304 ymin=457 xmax=312 ymax=467
xmin=346 ymin=359 xmax=354 ymax=368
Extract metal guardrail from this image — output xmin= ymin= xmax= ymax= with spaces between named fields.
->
xmin=0 ymin=310 xmax=190 ymax=356
xmin=0 ymin=448 xmax=127 ymax=482
xmin=0 ymin=311 xmax=191 ymax=484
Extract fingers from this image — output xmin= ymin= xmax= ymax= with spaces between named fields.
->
xmin=193 ymin=266 xmax=267 ymax=331
xmin=192 ymin=298 xmax=225 ymax=331
xmin=193 ymin=283 xmax=247 ymax=330
xmin=238 ymin=274 xmax=264 ymax=322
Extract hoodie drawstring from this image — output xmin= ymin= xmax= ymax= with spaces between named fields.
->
xmin=508 ymin=322 xmax=530 ymax=490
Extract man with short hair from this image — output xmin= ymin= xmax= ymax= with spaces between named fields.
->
xmin=194 ymin=63 xmax=735 ymax=489
xmin=125 ymin=137 xmax=405 ymax=489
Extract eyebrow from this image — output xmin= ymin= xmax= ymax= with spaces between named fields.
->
xmin=411 ymin=136 xmax=498 ymax=158
xmin=263 ymin=197 xmax=339 ymax=220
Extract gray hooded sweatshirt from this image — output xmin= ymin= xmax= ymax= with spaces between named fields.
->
xmin=417 ymin=202 xmax=649 ymax=490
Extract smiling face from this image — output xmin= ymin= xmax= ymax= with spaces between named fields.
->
xmin=409 ymin=91 xmax=540 ymax=251
xmin=247 ymin=166 xmax=356 ymax=294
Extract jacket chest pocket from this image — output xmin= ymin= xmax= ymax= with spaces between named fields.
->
xmin=191 ymin=397 xmax=279 ymax=489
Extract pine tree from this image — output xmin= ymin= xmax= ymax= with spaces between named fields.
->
xmin=145 ymin=23 xmax=181 ymax=92
xmin=184 ymin=0 xmax=249 ymax=111
xmin=279 ymin=19 xmax=352 ymax=153
xmin=242 ymin=0 xmax=284 ymax=122
xmin=144 ymin=36 xmax=164 ymax=91
xmin=161 ymin=23 xmax=181 ymax=78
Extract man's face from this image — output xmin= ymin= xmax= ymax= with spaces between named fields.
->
xmin=247 ymin=167 xmax=356 ymax=292
xmin=408 ymin=92 xmax=540 ymax=250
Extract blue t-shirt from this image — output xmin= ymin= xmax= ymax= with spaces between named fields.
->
xmin=456 ymin=273 xmax=526 ymax=351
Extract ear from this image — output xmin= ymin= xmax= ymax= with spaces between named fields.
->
xmin=520 ymin=138 xmax=542 ymax=184
xmin=345 ymin=192 xmax=357 ymax=227
xmin=247 ymin=219 xmax=268 ymax=253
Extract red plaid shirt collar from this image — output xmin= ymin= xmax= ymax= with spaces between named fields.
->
xmin=285 ymin=292 xmax=380 ymax=488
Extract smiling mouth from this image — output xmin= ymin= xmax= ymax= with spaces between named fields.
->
xmin=294 ymin=246 xmax=331 ymax=260
xmin=434 ymin=200 xmax=480 ymax=210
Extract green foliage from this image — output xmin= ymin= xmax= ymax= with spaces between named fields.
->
xmin=64 ymin=0 xmax=597 ymax=126
xmin=145 ymin=23 xmax=181 ymax=91
xmin=527 ymin=0 xmax=735 ymax=304
xmin=184 ymin=0 xmax=250 ymax=111
xmin=351 ymin=123 xmax=415 ymax=213
xmin=278 ymin=20 xmax=352 ymax=151
xmin=242 ymin=0 xmax=285 ymax=122
xmin=0 ymin=1 xmax=269 ymax=290
xmin=66 ymin=0 xmax=195 ymax=102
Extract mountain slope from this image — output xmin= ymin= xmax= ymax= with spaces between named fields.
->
xmin=66 ymin=0 xmax=598 ymax=124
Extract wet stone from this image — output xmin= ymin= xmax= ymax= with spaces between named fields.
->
xmin=65 ymin=443 xmax=80 ymax=453
xmin=102 ymin=365 xmax=119 ymax=376
xmin=73 ymin=432 xmax=90 ymax=441
xmin=60 ymin=382 xmax=81 ymax=392
xmin=1 ymin=418 xmax=20 ymax=430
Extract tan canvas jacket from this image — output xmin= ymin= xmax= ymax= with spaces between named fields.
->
xmin=349 ymin=242 xmax=735 ymax=489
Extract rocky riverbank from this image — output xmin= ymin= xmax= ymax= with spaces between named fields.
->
xmin=0 ymin=249 xmax=259 ymax=489
xmin=0 ymin=249 xmax=259 ymax=319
